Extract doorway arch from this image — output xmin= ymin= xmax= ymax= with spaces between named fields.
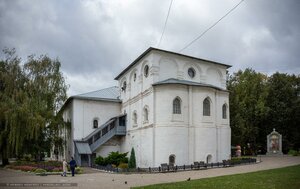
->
xmin=206 ymin=154 xmax=212 ymax=163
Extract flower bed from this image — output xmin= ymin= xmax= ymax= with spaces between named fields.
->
xmin=6 ymin=161 xmax=63 ymax=173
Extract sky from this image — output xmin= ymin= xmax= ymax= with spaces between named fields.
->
xmin=0 ymin=0 xmax=299 ymax=96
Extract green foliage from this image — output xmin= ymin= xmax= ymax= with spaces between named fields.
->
xmin=75 ymin=166 xmax=83 ymax=174
xmin=288 ymin=150 xmax=299 ymax=156
xmin=94 ymin=156 xmax=105 ymax=166
xmin=118 ymin=163 xmax=128 ymax=169
xmin=128 ymin=147 xmax=136 ymax=168
xmin=0 ymin=48 xmax=68 ymax=162
xmin=95 ymin=151 xmax=128 ymax=166
xmin=133 ymin=165 xmax=300 ymax=189
xmin=34 ymin=168 xmax=46 ymax=173
xmin=228 ymin=69 xmax=300 ymax=154
xmin=105 ymin=151 xmax=128 ymax=166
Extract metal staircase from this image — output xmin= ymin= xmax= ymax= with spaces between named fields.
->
xmin=84 ymin=114 xmax=126 ymax=152
xmin=74 ymin=115 xmax=126 ymax=166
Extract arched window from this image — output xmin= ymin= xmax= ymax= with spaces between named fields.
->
xmin=93 ymin=119 xmax=98 ymax=129
xmin=132 ymin=111 xmax=137 ymax=125
xmin=122 ymin=81 xmax=127 ymax=91
xmin=203 ymin=97 xmax=211 ymax=116
xmin=173 ymin=97 xmax=181 ymax=114
xmin=206 ymin=154 xmax=212 ymax=163
xmin=222 ymin=104 xmax=227 ymax=119
xmin=144 ymin=65 xmax=149 ymax=77
xmin=143 ymin=106 xmax=149 ymax=122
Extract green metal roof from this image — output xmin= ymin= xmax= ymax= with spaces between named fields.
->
xmin=152 ymin=78 xmax=228 ymax=91
xmin=114 ymin=47 xmax=231 ymax=80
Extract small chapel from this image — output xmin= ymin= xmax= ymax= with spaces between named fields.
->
xmin=56 ymin=47 xmax=231 ymax=167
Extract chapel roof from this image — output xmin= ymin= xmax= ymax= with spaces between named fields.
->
xmin=114 ymin=47 xmax=232 ymax=80
xmin=60 ymin=86 xmax=121 ymax=111
xmin=73 ymin=86 xmax=120 ymax=102
xmin=152 ymin=78 xmax=228 ymax=92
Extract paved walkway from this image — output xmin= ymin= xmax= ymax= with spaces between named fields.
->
xmin=0 ymin=156 xmax=299 ymax=189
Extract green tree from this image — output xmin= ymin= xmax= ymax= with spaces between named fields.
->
xmin=265 ymin=73 xmax=300 ymax=153
xmin=0 ymin=48 xmax=68 ymax=163
xmin=104 ymin=151 xmax=128 ymax=166
xmin=228 ymin=68 xmax=269 ymax=154
xmin=128 ymin=147 xmax=136 ymax=168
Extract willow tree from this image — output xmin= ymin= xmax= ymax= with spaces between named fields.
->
xmin=0 ymin=48 xmax=68 ymax=164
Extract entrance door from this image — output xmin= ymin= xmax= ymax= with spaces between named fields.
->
xmin=81 ymin=154 xmax=89 ymax=167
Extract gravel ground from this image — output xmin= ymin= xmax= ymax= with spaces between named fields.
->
xmin=0 ymin=156 xmax=299 ymax=189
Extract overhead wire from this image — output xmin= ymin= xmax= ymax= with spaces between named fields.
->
xmin=157 ymin=0 xmax=174 ymax=48
xmin=179 ymin=0 xmax=245 ymax=52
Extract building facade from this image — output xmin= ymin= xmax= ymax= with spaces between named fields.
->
xmin=58 ymin=48 xmax=231 ymax=167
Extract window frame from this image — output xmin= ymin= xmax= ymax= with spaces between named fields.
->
xmin=93 ymin=118 xmax=99 ymax=129
xmin=203 ymin=97 xmax=211 ymax=116
xmin=222 ymin=104 xmax=227 ymax=119
xmin=144 ymin=65 xmax=149 ymax=77
xmin=173 ymin=97 xmax=181 ymax=114
xmin=188 ymin=67 xmax=196 ymax=78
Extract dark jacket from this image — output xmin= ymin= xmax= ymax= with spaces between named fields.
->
xmin=70 ymin=159 xmax=77 ymax=168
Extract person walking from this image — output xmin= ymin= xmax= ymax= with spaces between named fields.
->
xmin=61 ymin=159 xmax=68 ymax=177
xmin=69 ymin=157 xmax=77 ymax=177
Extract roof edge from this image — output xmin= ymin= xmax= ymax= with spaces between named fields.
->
xmin=152 ymin=78 xmax=229 ymax=92
xmin=114 ymin=47 xmax=232 ymax=80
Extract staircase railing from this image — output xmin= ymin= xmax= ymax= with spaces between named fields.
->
xmin=80 ymin=114 xmax=126 ymax=152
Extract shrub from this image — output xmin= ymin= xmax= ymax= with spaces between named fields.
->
xmin=288 ymin=150 xmax=299 ymax=156
xmin=105 ymin=151 xmax=128 ymax=166
xmin=95 ymin=156 xmax=105 ymax=166
xmin=34 ymin=169 xmax=46 ymax=173
xmin=128 ymin=147 xmax=136 ymax=168
xmin=75 ymin=167 xmax=83 ymax=174
xmin=52 ymin=167 xmax=62 ymax=172
xmin=118 ymin=163 xmax=128 ymax=169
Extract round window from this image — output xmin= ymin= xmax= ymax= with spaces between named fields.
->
xmin=144 ymin=65 xmax=149 ymax=77
xmin=188 ymin=68 xmax=195 ymax=78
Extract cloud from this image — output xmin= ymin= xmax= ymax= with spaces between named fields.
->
xmin=0 ymin=0 xmax=299 ymax=96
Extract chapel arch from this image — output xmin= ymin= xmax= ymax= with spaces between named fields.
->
xmin=206 ymin=154 xmax=212 ymax=163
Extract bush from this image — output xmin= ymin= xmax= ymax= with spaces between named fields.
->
xmin=52 ymin=167 xmax=62 ymax=172
xmin=128 ymin=148 xmax=136 ymax=169
xmin=34 ymin=168 xmax=46 ymax=173
xmin=75 ymin=167 xmax=83 ymax=174
xmin=105 ymin=151 xmax=128 ymax=166
xmin=118 ymin=163 xmax=128 ymax=169
xmin=95 ymin=156 xmax=105 ymax=166
xmin=288 ymin=150 xmax=299 ymax=156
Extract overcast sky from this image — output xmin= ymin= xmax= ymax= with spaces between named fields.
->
xmin=1 ymin=0 xmax=299 ymax=96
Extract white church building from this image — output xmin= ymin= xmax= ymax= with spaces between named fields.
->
xmin=58 ymin=47 xmax=231 ymax=167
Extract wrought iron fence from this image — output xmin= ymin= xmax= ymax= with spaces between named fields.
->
xmin=91 ymin=158 xmax=257 ymax=173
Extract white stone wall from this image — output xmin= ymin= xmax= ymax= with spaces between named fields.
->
xmin=72 ymin=99 xmax=121 ymax=140
xmin=60 ymin=49 xmax=231 ymax=167
xmin=115 ymin=50 xmax=231 ymax=167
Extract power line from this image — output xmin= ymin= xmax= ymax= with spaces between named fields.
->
xmin=179 ymin=0 xmax=245 ymax=52
xmin=157 ymin=0 xmax=174 ymax=48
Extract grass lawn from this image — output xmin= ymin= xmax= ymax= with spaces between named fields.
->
xmin=133 ymin=165 xmax=300 ymax=189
